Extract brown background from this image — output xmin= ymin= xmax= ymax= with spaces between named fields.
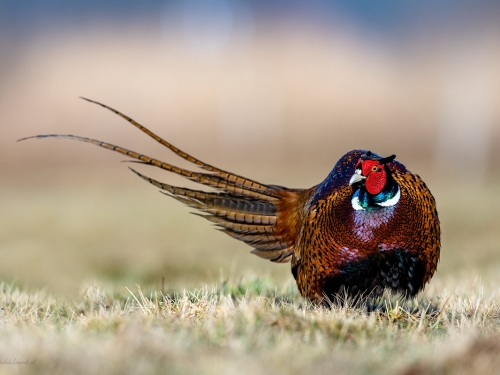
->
xmin=1 ymin=4 xmax=499 ymax=294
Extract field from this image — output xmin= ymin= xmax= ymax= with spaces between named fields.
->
xmin=0 ymin=277 xmax=499 ymax=375
xmin=1 ymin=172 xmax=500 ymax=375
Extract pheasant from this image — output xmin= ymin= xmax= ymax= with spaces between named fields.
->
xmin=20 ymin=98 xmax=441 ymax=304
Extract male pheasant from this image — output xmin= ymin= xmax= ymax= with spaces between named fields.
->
xmin=21 ymin=98 xmax=441 ymax=303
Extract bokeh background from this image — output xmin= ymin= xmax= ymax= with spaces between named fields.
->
xmin=1 ymin=0 xmax=499 ymax=294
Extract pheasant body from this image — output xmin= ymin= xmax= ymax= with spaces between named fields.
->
xmin=21 ymin=99 xmax=441 ymax=304
xmin=291 ymin=151 xmax=440 ymax=302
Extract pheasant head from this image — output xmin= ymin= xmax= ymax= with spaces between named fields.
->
xmin=349 ymin=151 xmax=400 ymax=211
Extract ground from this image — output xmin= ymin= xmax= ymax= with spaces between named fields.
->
xmin=0 ymin=277 xmax=499 ymax=375
xmin=2 ymin=172 xmax=500 ymax=375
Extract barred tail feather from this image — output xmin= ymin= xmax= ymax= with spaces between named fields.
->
xmin=19 ymin=134 xmax=277 ymax=201
xmin=251 ymin=248 xmax=294 ymax=263
xmin=18 ymin=99 xmax=308 ymax=263
xmin=79 ymin=97 xmax=277 ymax=197
xmin=131 ymin=167 xmax=295 ymax=261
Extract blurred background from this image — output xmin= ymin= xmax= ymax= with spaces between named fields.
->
xmin=1 ymin=0 xmax=499 ymax=294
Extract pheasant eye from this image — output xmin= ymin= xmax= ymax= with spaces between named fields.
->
xmin=371 ymin=165 xmax=378 ymax=172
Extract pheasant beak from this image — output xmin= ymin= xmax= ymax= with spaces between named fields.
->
xmin=349 ymin=170 xmax=366 ymax=186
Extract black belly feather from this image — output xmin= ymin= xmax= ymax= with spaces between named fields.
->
xmin=322 ymin=249 xmax=426 ymax=299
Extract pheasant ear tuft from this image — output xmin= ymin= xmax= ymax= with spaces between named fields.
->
xmin=378 ymin=154 xmax=396 ymax=165
xmin=361 ymin=152 xmax=396 ymax=164
xmin=361 ymin=151 xmax=374 ymax=160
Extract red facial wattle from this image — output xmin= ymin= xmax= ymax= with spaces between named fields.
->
xmin=360 ymin=160 xmax=387 ymax=195
xmin=365 ymin=169 xmax=387 ymax=194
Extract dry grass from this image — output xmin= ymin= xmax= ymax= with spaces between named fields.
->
xmin=0 ymin=278 xmax=499 ymax=375
xmin=2 ymin=174 xmax=500 ymax=374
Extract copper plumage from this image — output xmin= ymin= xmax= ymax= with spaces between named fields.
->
xmin=20 ymin=99 xmax=441 ymax=304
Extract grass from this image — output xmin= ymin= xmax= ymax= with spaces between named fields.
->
xmin=2 ymin=174 xmax=500 ymax=374
xmin=0 ymin=277 xmax=499 ymax=375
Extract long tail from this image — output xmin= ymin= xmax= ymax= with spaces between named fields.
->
xmin=18 ymin=98 xmax=303 ymax=263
